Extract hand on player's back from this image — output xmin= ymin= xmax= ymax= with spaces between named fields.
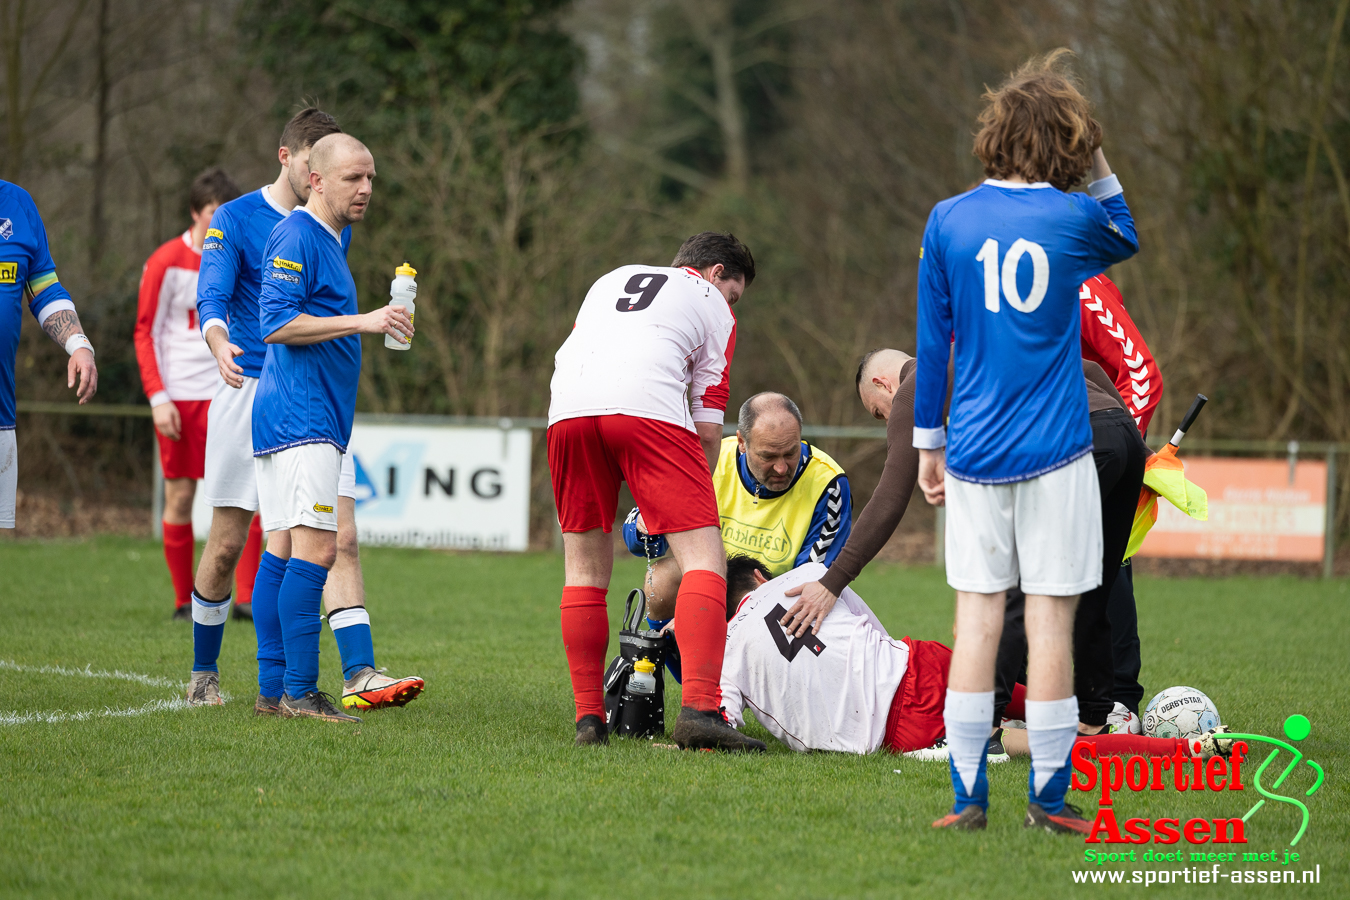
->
xmin=359 ymin=305 xmax=414 ymax=343
xmin=781 ymin=581 xmax=839 ymax=637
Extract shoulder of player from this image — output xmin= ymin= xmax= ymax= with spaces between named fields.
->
xmin=145 ymin=233 xmax=196 ymax=268
xmin=802 ymin=442 xmax=846 ymax=480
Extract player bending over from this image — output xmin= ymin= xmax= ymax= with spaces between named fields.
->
xmin=722 ymin=557 xmax=1232 ymax=771
xmin=186 ymin=110 xmax=422 ymax=713
xmin=135 ymin=167 xmax=245 ymax=620
xmin=548 ymin=232 xmax=764 ymax=751
xmin=622 ymin=391 xmax=851 ymax=634
xmin=912 ymin=51 xmax=1139 ymax=834
xmin=1 ymin=181 xmax=98 ymax=529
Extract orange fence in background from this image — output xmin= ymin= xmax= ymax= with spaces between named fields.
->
xmin=1139 ymin=458 xmax=1327 ymax=561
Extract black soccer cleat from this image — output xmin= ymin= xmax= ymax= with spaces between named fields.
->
xmin=931 ymin=805 xmax=988 ymax=831
xmin=172 ymin=606 xmax=191 ymax=622
xmin=1025 ymin=801 xmax=1092 ymax=835
xmin=254 ymin=694 xmax=282 ymax=717
xmin=233 ymin=602 xmax=253 ymax=622
xmin=279 ymin=691 xmax=361 ymax=723
xmin=670 ymin=707 xmax=766 ymax=753
xmin=575 ymin=714 xmax=609 ymax=746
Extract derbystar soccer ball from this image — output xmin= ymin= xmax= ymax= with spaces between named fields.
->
xmin=1143 ymin=686 xmax=1221 ymax=739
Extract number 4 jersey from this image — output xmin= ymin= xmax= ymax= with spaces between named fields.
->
xmin=913 ymin=177 xmax=1138 ymax=483
xmin=548 ymin=265 xmax=736 ymax=432
xmin=721 ymin=562 xmax=911 ymax=754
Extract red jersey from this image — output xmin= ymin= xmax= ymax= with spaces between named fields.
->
xmin=1079 ymin=274 xmax=1161 ymax=436
xmin=134 ymin=231 xmax=217 ymax=405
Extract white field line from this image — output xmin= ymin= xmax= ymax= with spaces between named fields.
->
xmin=0 ymin=659 xmax=230 ymax=725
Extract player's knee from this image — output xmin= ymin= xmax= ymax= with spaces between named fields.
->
xmin=336 ymin=525 xmax=360 ymax=561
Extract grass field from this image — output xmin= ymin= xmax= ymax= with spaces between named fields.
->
xmin=1 ymin=536 xmax=1345 ymax=899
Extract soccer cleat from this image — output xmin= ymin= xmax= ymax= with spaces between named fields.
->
xmin=254 ymin=694 xmax=282 ymax=717
xmin=901 ymin=735 xmax=1010 ymax=764
xmin=172 ymin=606 xmax=191 ymax=622
xmin=670 ymin=707 xmax=766 ymax=753
xmin=575 ymin=714 xmax=609 ymax=746
xmin=1106 ymin=702 xmax=1142 ymax=735
xmin=280 ymin=691 xmax=361 ymax=723
xmin=184 ymin=671 xmax=224 ymax=706
xmin=340 ymin=666 xmax=424 ymax=710
xmin=932 ymin=805 xmax=988 ymax=831
xmin=232 ymin=602 xmax=253 ymax=622
xmin=1025 ymin=802 xmax=1092 ymax=835
xmin=1198 ymin=725 xmax=1234 ymax=759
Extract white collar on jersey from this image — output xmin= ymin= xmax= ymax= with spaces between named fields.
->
xmin=179 ymin=230 xmax=201 ymax=256
xmin=298 ymin=206 xmax=343 ymax=244
xmin=983 ymin=178 xmax=1053 ymax=189
xmin=681 ymin=266 xmax=706 ymax=280
xmin=261 ymin=184 xmax=291 ymax=216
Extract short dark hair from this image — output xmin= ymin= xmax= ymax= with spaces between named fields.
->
xmin=855 ymin=349 xmax=885 ymax=393
xmin=738 ymin=392 xmax=802 ymax=438
xmin=725 ymin=554 xmax=771 ymax=620
xmin=189 ymin=167 xmax=241 ymax=213
xmin=280 ymin=107 xmax=342 ymax=154
xmin=671 ymin=232 xmax=756 ymax=284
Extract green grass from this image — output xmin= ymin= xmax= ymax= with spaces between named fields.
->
xmin=1 ymin=537 xmax=1345 ymax=899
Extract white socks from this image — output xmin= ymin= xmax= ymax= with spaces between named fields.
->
xmin=327 ymin=607 xmax=371 ymax=631
xmin=1025 ymin=696 xmax=1080 ymax=795
xmin=944 ymin=689 xmax=994 ymax=795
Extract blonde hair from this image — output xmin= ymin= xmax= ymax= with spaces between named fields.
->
xmin=973 ymin=49 xmax=1101 ymax=191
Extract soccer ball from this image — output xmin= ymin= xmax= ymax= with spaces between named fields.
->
xmin=1143 ymin=686 xmax=1221 ymax=739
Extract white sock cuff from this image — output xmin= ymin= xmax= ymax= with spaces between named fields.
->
xmin=945 ymin=689 xmax=995 ymax=724
xmin=192 ymin=595 xmax=231 ymax=626
xmin=328 ymin=607 xmax=371 ymax=631
xmin=1024 ymin=697 xmax=1079 ymax=731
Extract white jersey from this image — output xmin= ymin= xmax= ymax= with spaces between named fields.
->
xmin=548 ymin=265 xmax=736 ymax=431
xmin=721 ymin=562 xmax=910 ymax=754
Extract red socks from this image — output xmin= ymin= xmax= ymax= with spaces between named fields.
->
xmin=672 ymin=569 xmax=728 ymax=712
xmin=1074 ymin=732 xmax=1188 ymax=757
xmin=560 ymin=586 xmax=609 ymax=721
xmin=234 ymin=514 xmax=263 ymax=605
xmin=162 ymin=522 xmax=195 ymax=609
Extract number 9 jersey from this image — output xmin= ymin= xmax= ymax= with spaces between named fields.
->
xmin=548 ymin=265 xmax=736 ymax=432
xmin=913 ymin=177 xmax=1139 ymax=483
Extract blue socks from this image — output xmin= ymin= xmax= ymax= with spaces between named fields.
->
xmin=191 ymin=590 xmax=232 ymax=673
xmin=949 ymin=752 xmax=990 ymax=814
xmin=1025 ymin=697 xmax=1081 ymax=814
xmin=252 ymin=551 xmax=288 ymax=698
xmin=278 ymin=558 xmax=329 ymax=698
xmin=944 ymin=689 xmax=994 ymax=812
xmin=328 ymin=607 xmax=375 ymax=680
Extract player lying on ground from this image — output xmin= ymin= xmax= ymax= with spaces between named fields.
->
xmin=622 ymin=391 xmax=851 ymax=634
xmin=186 ymin=109 xmax=422 ymax=714
xmin=0 ymin=180 xmax=98 ymax=530
xmin=720 ymin=556 xmax=1233 ymax=774
xmin=134 ymin=167 xmax=247 ymax=620
xmin=912 ymin=51 xmax=1138 ymax=834
xmin=547 ymin=231 xmax=764 ymax=752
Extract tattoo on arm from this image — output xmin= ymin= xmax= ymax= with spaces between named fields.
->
xmin=41 ymin=309 xmax=84 ymax=347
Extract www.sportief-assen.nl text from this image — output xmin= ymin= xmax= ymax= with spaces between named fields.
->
xmin=1071 ymin=864 xmax=1322 ymax=885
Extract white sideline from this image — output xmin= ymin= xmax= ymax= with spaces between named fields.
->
xmin=0 ymin=659 xmax=230 ymax=726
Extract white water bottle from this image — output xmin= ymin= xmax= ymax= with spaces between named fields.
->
xmin=628 ymin=658 xmax=657 ymax=695
xmin=384 ymin=261 xmax=417 ymax=350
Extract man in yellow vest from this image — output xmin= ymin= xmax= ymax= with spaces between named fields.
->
xmin=623 ymin=392 xmax=852 ymax=628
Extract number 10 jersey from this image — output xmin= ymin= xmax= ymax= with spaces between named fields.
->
xmin=548 ymin=265 xmax=736 ymax=432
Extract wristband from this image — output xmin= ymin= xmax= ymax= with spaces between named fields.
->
xmin=65 ymin=334 xmax=95 ymax=357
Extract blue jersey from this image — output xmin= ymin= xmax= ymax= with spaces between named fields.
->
xmin=197 ymin=186 xmax=349 ymax=378
xmin=252 ymin=209 xmax=361 ymax=456
xmin=913 ymin=177 xmax=1138 ymax=483
xmin=0 ymin=181 xmax=76 ymax=429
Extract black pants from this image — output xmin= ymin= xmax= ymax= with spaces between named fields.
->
xmin=1107 ymin=560 xmax=1144 ymax=714
xmin=994 ymin=408 xmax=1148 ymax=725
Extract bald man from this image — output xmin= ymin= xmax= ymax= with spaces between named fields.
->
xmin=248 ymin=133 xmax=415 ymax=722
xmin=625 ymin=391 xmax=852 ymax=628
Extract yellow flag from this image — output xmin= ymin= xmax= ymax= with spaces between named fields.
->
xmin=1124 ymin=444 xmax=1208 ymax=560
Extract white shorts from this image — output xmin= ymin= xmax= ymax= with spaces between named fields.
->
xmin=203 ymin=376 xmax=260 ymax=511
xmin=944 ymin=453 xmax=1102 ymax=596
xmin=0 ymin=429 xmax=16 ymax=529
xmin=338 ymin=450 xmax=356 ymax=500
xmin=255 ymin=443 xmax=342 ymax=533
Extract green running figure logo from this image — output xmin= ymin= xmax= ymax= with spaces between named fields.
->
xmin=1222 ymin=714 xmax=1324 ymax=846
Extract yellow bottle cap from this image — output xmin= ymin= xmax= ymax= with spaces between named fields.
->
xmin=396 ymin=261 xmax=417 ymax=277
xmin=634 ymin=659 xmax=656 ymax=674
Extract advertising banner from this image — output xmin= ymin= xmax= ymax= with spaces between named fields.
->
xmin=1138 ymin=457 xmax=1327 ymax=561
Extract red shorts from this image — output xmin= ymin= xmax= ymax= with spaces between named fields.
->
xmin=547 ymin=414 xmax=720 ymax=534
xmin=155 ymin=399 xmax=210 ymax=480
xmin=882 ymin=638 xmax=952 ymax=754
